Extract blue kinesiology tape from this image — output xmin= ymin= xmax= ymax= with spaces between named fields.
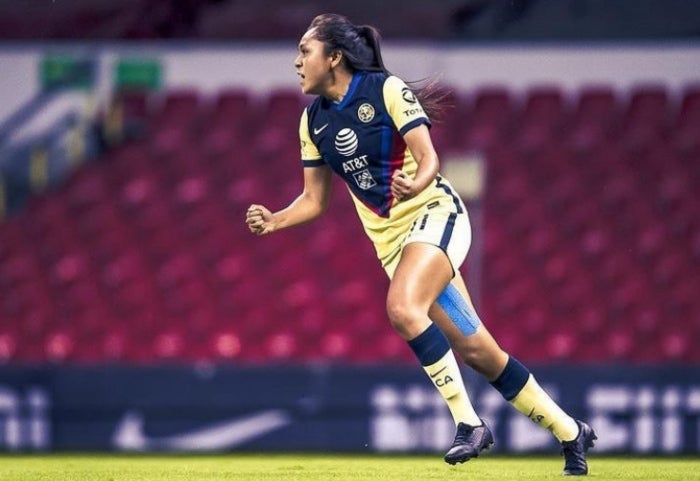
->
xmin=436 ymin=284 xmax=481 ymax=336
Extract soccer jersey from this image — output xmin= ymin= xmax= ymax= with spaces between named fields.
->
xmin=299 ymin=71 xmax=465 ymax=267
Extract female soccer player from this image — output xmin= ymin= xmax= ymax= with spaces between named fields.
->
xmin=246 ymin=13 xmax=596 ymax=475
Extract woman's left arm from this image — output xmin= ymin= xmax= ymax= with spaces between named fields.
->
xmin=391 ymin=124 xmax=439 ymax=201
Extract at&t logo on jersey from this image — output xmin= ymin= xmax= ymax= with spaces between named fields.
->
xmin=335 ymin=128 xmax=378 ymax=190
xmin=335 ymin=128 xmax=359 ymax=156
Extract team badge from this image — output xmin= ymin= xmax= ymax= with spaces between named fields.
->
xmin=357 ymin=103 xmax=375 ymax=123
xmin=353 ymin=169 xmax=377 ymax=190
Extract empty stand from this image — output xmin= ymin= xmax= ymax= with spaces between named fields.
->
xmin=0 ymin=83 xmax=698 ymax=365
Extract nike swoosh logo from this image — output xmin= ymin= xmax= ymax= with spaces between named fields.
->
xmin=313 ymin=123 xmax=329 ymax=135
xmin=430 ymin=366 xmax=447 ymax=378
xmin=112 ymin=409 xmax=291 ymax=451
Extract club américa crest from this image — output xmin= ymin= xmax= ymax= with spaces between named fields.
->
xmin=357 ymin=103 xmax=375 ymax=123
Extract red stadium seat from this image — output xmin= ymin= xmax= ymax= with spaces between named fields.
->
xmin=264 ymin=331 xmax=299 ymax=361
xmin=568 ymin=85 xmax=619 ymax=149
xmin=463 ymin=86 xmax=513 ymax=149
xmin=516 ymin=86 xmax=566 ymax=151
xmin=319 ymin=331 xmax=354 ymax=361
xmin=152 ymin=330 xmax=187 ymax=361
xmin=622 ymin=85 xmax=670 ymax=151
xmin=211 ymin=330 xmax=243 ymax=361
xmin=44 ymin=330 xmax=76 ymax=364
xmin=0 ymin=331 xmax=18 ymax=363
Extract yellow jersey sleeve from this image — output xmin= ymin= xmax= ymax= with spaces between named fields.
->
xmin=382 ymin=76 xmax=430 ymax=136
xmin=299 ymin=108 xmax=323 ymax=166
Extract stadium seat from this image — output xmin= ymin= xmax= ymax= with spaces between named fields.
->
xmin=210 ymin=330 xmax=243 ymax=361
xmin=516 ymin=86 xmax=566 ymax=151
xmin=568 ymin=86 xmax=619 ymax=150
xmin=463 ymin=86 xmax=513 ymax=149
xmin=621 ymin=85 xmax=670 ymax=151
xmin=0 ymin=331 xmax=18 ymax=363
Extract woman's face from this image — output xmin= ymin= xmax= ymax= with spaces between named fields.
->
xmin=294 ymin=28 xmax=333 ymax=95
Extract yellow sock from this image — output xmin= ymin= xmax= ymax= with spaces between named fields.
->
xmin=510 ymin=374 xmax=579 ymax=441
xmin=423 ymin=350 xmax=481 ymax=426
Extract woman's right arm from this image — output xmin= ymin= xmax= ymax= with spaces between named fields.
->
xmin=246 ymin=164 xmax=332 ymax=236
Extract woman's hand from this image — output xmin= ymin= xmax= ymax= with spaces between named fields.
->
xmin=391 ymin=170 xmax=417 ymax=202
xmin=246 ymin=204 xmax=275 ymax=235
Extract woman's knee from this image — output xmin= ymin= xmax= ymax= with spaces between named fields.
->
xmin=386 ymin=294 xmax=426 ymax=337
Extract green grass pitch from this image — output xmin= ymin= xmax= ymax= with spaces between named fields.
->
xmin=0 ymin=454 xmax=697 ymax=481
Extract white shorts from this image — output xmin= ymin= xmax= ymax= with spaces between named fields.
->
xmin=383 ymin=208 xmax=472 ymax=279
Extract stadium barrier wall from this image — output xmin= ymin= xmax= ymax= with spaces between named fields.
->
xmin=0 ymin=364 xmax=698 ymax=454
xmin=2 ymin=43 xmax=699 ymax=126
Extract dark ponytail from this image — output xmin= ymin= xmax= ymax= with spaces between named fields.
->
xmin=356 ymin=25 xmax=387 ymax=73
xmin=308 ymin=13 xmax=448 ymax=120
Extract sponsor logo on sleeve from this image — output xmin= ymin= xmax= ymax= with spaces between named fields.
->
xmin=401 ymin=87 xmax=417 ymax=104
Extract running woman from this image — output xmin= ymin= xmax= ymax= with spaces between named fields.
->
xmin=246 ymin=13 xmax=596 ymax=475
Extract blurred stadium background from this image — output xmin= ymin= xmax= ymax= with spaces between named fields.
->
xmin=0 ymin=0 xmax=698 ymax=456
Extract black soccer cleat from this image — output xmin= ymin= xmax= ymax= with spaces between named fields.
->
xmin=444 ymin=420 xmax=494 ymax=465
xmin=561 ymin=420 xmax=597 ymax=476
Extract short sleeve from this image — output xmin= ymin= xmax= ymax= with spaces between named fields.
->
xmin=299 ymin=108 xmax=323 ymax=167
xmin=382 ymin=76 xmax=431 ymax=136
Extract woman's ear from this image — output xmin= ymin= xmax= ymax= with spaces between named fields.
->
xmin=329 ymin=50 xmax=343 ymax=69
